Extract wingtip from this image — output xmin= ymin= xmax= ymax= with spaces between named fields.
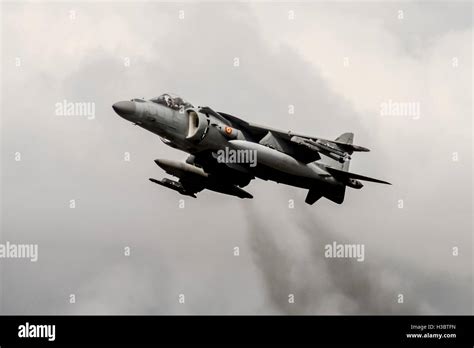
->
xmin=374 ymin=179 xmax=391 ymax=185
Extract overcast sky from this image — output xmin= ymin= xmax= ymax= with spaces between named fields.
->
xmin=1 ymin=1 xmax=472 ymax=315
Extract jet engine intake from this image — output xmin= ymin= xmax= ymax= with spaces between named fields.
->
xmin=186 ymin=110 xmax=209 ymax=142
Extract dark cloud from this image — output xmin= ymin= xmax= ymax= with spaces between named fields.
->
xmin=245 ymin=201 xmax=434 ymax=314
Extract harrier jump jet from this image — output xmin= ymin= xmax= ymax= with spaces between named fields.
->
xmin=113 ymin=94 xmax=390 ymax=205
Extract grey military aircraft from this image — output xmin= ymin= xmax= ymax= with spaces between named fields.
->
xmin=113 ymin=93 xmax=390 ymax=205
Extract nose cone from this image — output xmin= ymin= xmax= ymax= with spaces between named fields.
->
xmin=112 ymin=101 xmax=136 ymax=120
xmin=154 ymin=159 xmax=172 ymax=170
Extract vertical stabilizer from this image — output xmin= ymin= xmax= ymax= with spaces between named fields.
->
xmin=335 ymin=132 xmax=353 ymax=172
xmin=319 ymin=132 xmax=353 ymax=172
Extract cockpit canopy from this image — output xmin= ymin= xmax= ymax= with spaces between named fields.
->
xmin=150 ymin=93 xmax=193 ymax=110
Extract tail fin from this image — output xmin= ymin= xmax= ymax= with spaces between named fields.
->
xmin=336 ymin=132 xmax=353 ymax=172
xmin=305 ymin=133 xmax=389 ymax=205
xmin=334 ymin=132 xmax=354 ymax=145
xmin=319 ymin=132 xmax=353 ymax=172
xmin=306 ymin=132 xmax=353 ymax=205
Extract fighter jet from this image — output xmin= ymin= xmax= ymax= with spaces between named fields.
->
xmin=113 ymin=93 xmax=390 ymax=205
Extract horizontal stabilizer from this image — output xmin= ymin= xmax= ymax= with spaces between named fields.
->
xmin=333 ymin=142 xmax=370 ymax=153
xmin=326 ymin=167 xmax=391 ymax=185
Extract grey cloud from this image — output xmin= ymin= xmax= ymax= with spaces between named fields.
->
xmin=1 ymin=2 xmax=471 ymax=315
xmin=245 ymin=200 xmax=435 ymax=315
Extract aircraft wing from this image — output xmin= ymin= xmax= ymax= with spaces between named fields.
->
xmin=218 ymin=111 xmax=370 ymax=154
